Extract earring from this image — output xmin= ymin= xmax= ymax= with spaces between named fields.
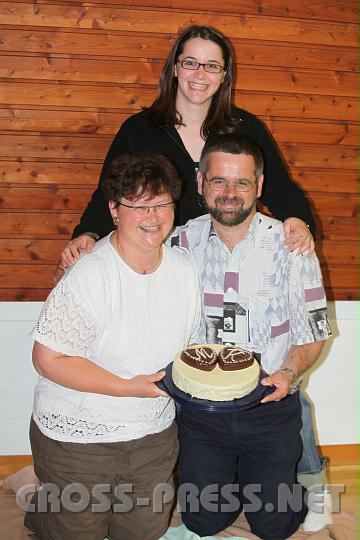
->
xmin=113 ymin=215 xmax=119 ymax=226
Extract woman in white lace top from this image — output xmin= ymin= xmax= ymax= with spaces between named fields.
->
xmin=25 ymin=153 xmax=204 ymax=540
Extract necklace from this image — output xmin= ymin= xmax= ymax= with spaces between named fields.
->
xmin=115 ymin=235 xmax=162 ymax=275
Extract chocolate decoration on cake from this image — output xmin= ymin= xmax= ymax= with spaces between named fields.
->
xmin=218 ymin=347 xmax=254 ymax=371
xmin=180 ymin=347 xmax=217 ymax=371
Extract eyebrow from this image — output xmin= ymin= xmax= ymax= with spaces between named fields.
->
xmin=182 ymin=56 xmax=222 ymax=64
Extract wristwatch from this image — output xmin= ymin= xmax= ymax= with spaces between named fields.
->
xmin=278 ymin=367 xmax=300 ymax=395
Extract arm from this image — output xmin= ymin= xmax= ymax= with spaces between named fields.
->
xmin=72 ymin=120 xmax=135 ymax=240
xmin=261 ymin=247 xmax=330 ymax=402
xmin=260 ymin=341 xmax=324 ymax=403
xmin=53 ymin=119 xmax=136 ymax=281
xmin=256 ymin=119 xmax=316 ymax=236
xmin=33 ymin=341 xmax=168 ymax=399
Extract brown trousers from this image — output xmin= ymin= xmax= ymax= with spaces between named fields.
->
xmin=25 ymin=418 xmax=179 ymax=540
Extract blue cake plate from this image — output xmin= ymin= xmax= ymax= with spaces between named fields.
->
xmin=156 ymin=362 xmax=275 ymax=413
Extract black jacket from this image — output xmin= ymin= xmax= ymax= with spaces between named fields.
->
xmin=72 ymin=108 xmax=315 ymax=238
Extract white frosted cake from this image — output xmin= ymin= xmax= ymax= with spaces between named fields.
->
xmin=172 ymin=344 xmax=260 ymax=401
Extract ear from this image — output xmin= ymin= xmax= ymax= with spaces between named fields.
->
xmin=197 ymin=170 xmax=204 ymax=195
xmin=109 ymin=200 xmax=117 ymax=217
xmin=256 ymin=175 xmax=264 ymax=198
xmin=174 ymin=64 xmax=178 ymax=77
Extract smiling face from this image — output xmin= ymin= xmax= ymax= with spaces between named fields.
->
xmin=198 ymin=152 xmax=264 ymax=227
xmin=110 ymin=192 xmax=175 ymax=254
xmin=175 ymin=37 xmax=225 ymax=109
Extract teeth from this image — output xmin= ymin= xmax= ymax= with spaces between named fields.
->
xmin=190 ymin=83 xmax=207 ymax=89
xmin=140 ymin=226 xmax=159 ymax=232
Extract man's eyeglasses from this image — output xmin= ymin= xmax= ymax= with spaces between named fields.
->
xmin=178 ymin=59 xmax=224 ymax=74
xmin=116 ymin=201 xmax=175 ymax=216
xmin=204 ymin=175 xmax=257 ymax=192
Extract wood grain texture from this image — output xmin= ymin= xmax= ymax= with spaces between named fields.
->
xmin=0 ymin=0 xmax=358 ymax=301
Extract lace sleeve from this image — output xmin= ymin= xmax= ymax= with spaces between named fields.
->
xmin=31 ymin=281 xmax=96 ymax=356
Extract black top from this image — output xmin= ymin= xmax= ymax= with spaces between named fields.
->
xmin=72 ymin=108 xmax=315 ymax=239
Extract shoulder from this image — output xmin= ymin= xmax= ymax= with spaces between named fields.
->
xmin=231 ymin=106 xmax=268 ymax=141
xmin=254 ymin=213 xmax=286 ymax=249
xmin=118 ymin=110 xmax=153 ymax=132
xmin=257 ymin=212 xmax=284 ymax=234
xmin=170 ymin=215 xmax=211 ymax=250
xmin=64 ymin=236 xmax=113 ymax=289
xmin=163 ymin=244 xmax=200 ymax=285
xmin=232 ymin=106 xmax=262 ymax=126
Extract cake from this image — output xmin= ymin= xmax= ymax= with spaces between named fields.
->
xmin=172 ymin=344 xmax=260 ymax=401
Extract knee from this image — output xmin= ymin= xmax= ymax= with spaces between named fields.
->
xmin=248 ymin=511 xmax=304 ymax=540
xmin=182 ymin=511 xmax=236 ymax=537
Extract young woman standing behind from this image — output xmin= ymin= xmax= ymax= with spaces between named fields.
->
xmin=59 ymin=25 xmax=315 ymax=271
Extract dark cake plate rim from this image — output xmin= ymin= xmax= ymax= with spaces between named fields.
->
xmin=156 ymin=363 xmax=275 ymax=413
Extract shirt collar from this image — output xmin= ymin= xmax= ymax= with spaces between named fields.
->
xmin=207 ymin=212 xmax=260 ymax=247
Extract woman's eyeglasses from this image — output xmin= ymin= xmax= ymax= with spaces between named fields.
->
xmin=178 ymin=59 xmax=224 ymax=74
xmin=116 ymin=201 xmax=175 ymax=216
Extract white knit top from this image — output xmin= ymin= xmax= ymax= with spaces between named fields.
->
xmin=31 ymin=235 xmax=204 ymax=443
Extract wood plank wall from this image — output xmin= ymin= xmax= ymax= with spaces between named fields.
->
xmin=0 ymin=0 xmax=358 ymax=301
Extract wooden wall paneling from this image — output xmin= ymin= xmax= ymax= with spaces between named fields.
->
xmin=1 ymin=81 xmax=358 ymax=122
xmin=0 ymin=212 xmax=82 ymax=237
xmin=1 ymin=55 xmax=358 ymax=96
xmin=0 ymin=186 xmax=94 ymax=211
xmin=0 ymin=4 xmax=358 ymax=47
xmin=20 ymin=0 xmax=357 ymax=24
xmin=0 ymin=238 xmax=69 ymax=262
xmin=1 ymin=29 xmax=358 ymax=72
xmin=1 ymin=110 xmax=358 ymax=147
xmin=0 ymin=160 xmax=101 ymax=185
xmin=0 ymin=0 xmax=358 ymax=300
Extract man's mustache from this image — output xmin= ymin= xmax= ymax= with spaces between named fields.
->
xmin=214 ymin=196 xmax=243 ymax=205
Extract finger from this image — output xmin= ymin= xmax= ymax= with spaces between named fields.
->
xmin=155 ymin=388 xmax=169 ymax=398
xmin=68 ymin=243 xmax=81 ymax=259
xmin=285 ymin=240 xmax=296 ymax=252
xmin=260 ymin=376 xmax=274 ymax=386
xmin=150 ymin=371 xmax=166 ymax=382
xmin=261 ymin=388 xmax=286 ymax=403
xmin=53 ymin=268 xmax=65 ymax=285
xmin=295 ymin=238 xmax=310 ymax=255
xmin=306 ymin=238 xmax=315 ymax=256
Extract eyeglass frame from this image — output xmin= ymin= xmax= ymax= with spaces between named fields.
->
xmin=114 ymin=200 xmax=175 ymax=215
xmin=177 ymin=58 xmax=224 ymax=74
xmin=203 ymin=174 xmax=258 ymax=192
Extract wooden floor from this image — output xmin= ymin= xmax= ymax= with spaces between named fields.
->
xmin=328 ymin=463 xmax=359 ymax=519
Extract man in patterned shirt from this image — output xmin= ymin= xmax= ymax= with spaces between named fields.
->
xmin=171 ymin=133 xmax=332 ymax=540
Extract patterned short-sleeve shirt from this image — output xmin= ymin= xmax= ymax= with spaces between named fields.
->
xmin=170 ymin=212 xmax=331 ymax=374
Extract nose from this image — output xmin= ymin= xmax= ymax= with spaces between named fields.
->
xmin=223 ymin=182 xmax=238 ymax=195
xmin=195 ymin=65 xmax=206 ymax=78
xmin=144 ymin=206 xmax=159 ymax=220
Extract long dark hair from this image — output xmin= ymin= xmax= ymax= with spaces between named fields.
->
xmin=147 ymin=25 xmax=237 ymax=138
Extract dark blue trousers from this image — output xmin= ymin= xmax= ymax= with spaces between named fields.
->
xmin=178 ymin=393 xmax=307 ymax=540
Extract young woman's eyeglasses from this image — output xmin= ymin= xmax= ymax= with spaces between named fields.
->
xmin=178 ymin=59 xmax=224 ymax=74
xmin=116 ymin=201 xmax=175 ymax=216
xmin=204 ymin=175 xmax=257 ymax=192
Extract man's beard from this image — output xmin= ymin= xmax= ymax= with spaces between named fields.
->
xmin=206 ymin=195 xmax=256 ymax=226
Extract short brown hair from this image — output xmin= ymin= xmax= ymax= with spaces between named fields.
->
xmin=199 ymin=133 xmax=264 ymax=179
xmin=103 ymin=153 xmax=182 ymax=203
